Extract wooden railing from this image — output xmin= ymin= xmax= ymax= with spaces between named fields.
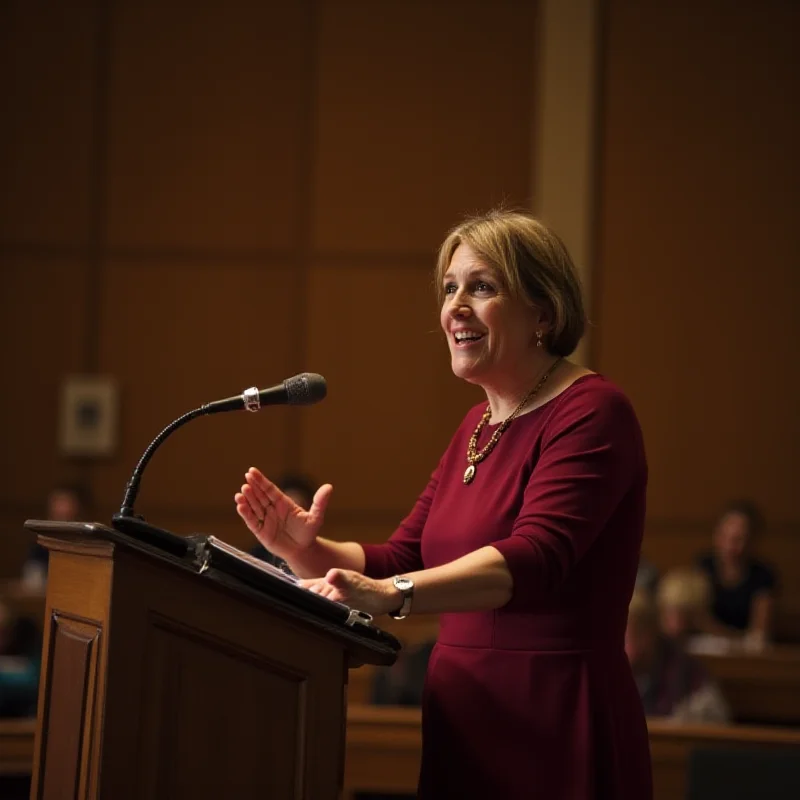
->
xmin=695 ymin=645 xmax=800 ymax=725
xmin=343 ymin=705 xmax=800 ymax=800
xmin=0 ymin=719 xmax=36 ymax=776
xmin=347 ymin=615 xmax=800 ymax=725
xmin=4 ymin=709 xmax=800 ymax=799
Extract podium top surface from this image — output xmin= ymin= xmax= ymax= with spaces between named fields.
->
xmin=24 ymin=518 xmax=401 ymax=668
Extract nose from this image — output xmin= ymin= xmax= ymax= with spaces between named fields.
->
xmin=447 ymin=287 xmax=472 ymax=319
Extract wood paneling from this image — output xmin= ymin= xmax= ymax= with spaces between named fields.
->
xmin=106 ymin=0 xmax=311 ymax=251
xmin=0 ymin=1 xmax=97 ymax=246
xmin=0 ymin=719 xmax=35 ymax=777
xmin=595 ymin=0 xmax=800 ymax=523
xmin=31 ymin=546 xmax=113 ymax=799
xmin=303 ymin=264 xmax=483 ymax=514
xmin=137 ymin=616 xmax=306 ymax=797
xmin=39 ymin=616 xmax=100 ymax=799
xmin=0 ymin=258 xmax=89 ymax=507
xmin=0 ymin=0 xmax=536 ymax=573
xmin=91 ymin=260 xmax=298 ymax=521
xmin=313 ymin=0 xmax=536 ymax=254
xmin=26 ymin=522 xmax=366 ymax=798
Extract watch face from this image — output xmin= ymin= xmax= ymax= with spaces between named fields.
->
xmin=394 ymin=577 xmax=413 ymax=591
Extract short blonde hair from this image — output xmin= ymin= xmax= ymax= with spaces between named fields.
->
xmin=435 ymin=210 xmax=587 ymax=356
xmin=657 ymin=568 xmax=711 ymax=613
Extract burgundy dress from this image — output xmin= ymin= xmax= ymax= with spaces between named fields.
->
xmin=362 ymin=375 xmax=653 ymax=799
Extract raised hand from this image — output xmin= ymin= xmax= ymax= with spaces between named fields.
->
xmin=235 ymin=467 xmax=332 ymax=560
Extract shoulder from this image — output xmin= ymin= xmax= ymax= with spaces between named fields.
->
xmin=541 ymin=374 xmax=642 ymax=440
xmin=749 ymin=559 xmax=777 ymax=589
xmin=550 ymin=374 xmax=637 ymax=417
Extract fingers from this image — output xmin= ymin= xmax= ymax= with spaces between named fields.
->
xmin=307 ymin=483 xmax=333 ymax=527
xmin=241 ymin=482 xmax=265 ymax=510
xmin=246 ymin=472 xmax=275 ymax=510
xmin=300 ymin=577 xmax=343 ymax=602
xmin=325 ymin=567 xmax=348 ymax=589
xmin=239 ymin=484 xmax=270 ymax=525
xmin=246 ymin=468 xmax=287 ymax=508
xmin=235 ymin=490 xmax=260 ymax=525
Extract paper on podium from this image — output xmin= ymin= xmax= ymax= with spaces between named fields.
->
xmin=200 ymin=535 xmax=299 ymax=584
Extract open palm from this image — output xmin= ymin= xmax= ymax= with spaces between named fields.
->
xmin=235 ymin=467 xmax=332 ymax=560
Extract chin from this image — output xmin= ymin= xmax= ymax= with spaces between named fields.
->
xmin=450 ymin=358 xmax=488 ymax=386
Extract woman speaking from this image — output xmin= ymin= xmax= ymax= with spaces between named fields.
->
xmin=236 ymin=210 xmax=652 ymax=799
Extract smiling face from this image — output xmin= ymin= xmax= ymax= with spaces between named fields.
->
xmin=440 ymin=243 xmax=541 ymax=387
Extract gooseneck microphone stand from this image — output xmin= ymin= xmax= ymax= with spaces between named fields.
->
xmin=112 ymin=406 xmax=207 ymax=556
xmin=110 ymin=374 xmax=327 ymax=555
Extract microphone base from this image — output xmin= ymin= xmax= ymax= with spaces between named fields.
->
xmin=111 ymin=513 xmax=195 ymax=559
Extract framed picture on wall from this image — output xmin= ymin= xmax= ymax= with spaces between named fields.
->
xmin=59 ymin=375 xmax=119 ymax=457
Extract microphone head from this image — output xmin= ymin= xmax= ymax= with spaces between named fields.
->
xmin=284 ymin=373 xmax=327 ymax=406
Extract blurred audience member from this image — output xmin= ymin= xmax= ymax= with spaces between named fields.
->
xmin=635 ymin=558 xmax=659 ymax=593
xmin=21 ymin=483 xmax=90 ymax=590
xmin=657 ymin=567 xmax=712 ymax=641
xmin=371 ymin=639 xmax=435 ymax=707
xmin=355 ymin=639 xmax=435 ymax=800
xmin=0 ymin=600 xmax=40 ymax=718
xmin=250 ymin=474 xmax=316 ymax=571
xmin=696 ymin=500 xmax=777 ymax=646
xmin=625 ymin=589 xmax=730 ymax=724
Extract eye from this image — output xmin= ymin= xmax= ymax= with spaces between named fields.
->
xmin=474 ymin=281 xmax=494 ymax=294
xmin=443 ymin=282 xmax=457 ymax=295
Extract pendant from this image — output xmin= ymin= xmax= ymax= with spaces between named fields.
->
xmin=463 ymin=464 xmax=476 ymax=484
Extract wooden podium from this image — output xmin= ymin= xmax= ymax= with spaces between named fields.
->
xmin=23 ymin=520 xmax=399 ymax=800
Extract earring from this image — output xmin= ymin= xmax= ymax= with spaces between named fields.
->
xmin=536 ymin=331 xmax=543 ymax=348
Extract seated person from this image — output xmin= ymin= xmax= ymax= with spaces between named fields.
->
xmin=635 ymin=558 xmax=659 ymax=593
xmin=0 ymin=601 xmax=41 ymax=718
xmin=696 ymin=499 xmax=777 ymax=645
xmin=355 ymin=640 xmax=435 ymax=800
xmin=21 ymin=483 xmax=90 ymax=589
xmin=625 ymin=588 xmax=730 ymax=724
xmin=657 ymin=567 xmax=712 ymax=642
xmin=371 ymin=639 xmax=435 ymax=707
xmin=249 ymin=474 xmax=316 ymax=571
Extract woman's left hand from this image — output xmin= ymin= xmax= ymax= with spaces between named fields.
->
xmin=299 ymin=569 xmax=400 ymax=617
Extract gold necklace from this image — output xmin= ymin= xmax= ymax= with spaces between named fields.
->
xmin=463 ymin=358 xmax=563 ymax=485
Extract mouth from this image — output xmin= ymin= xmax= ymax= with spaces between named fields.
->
xmin=452 ymin=330 xmax=486 ymax=348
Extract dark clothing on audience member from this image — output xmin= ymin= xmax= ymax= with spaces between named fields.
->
xmin=0 ymin=617 xmax=41 ymax=718
xmin=636 ymin=637 xmax=729 ymax=722
xmin=24 ymin=542 xmax=49 ymax=572
xmin=371 ymin=641 xmax=435 ymax=707
xmin=635 ymin=559 xmax=659 ymax=593
xmin=697 ymin=554 xmax=777 ymax=631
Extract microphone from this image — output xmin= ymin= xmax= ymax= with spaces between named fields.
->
xmin=114 ymin=373 xmax=327 ymax=521
xmin=201 ymin=372 xmax=327 ymax=415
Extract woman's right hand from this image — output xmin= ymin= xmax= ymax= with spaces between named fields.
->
xmin=235 ymin=467 xmax=332 ymax=560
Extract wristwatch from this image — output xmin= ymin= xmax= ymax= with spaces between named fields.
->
xmin=388 ymin=575 xmax=415 ymax=619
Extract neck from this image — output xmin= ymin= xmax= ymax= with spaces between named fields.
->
xmin=716 ymin=554 xmax=745 ymax=574
xmin=482 ymin=354 xmax=562 ymax=423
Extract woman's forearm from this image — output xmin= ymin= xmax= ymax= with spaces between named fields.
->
xmin=285 ymin=537 xmax=365 ymax=579
xmin=395 ymin=545 xmax=513 ymax=616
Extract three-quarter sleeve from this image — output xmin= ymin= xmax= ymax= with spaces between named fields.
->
xmin=492 ymin=387 xmax=646 ymax=609
xmin=361 ymin=461 xmax=441 ymax=579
